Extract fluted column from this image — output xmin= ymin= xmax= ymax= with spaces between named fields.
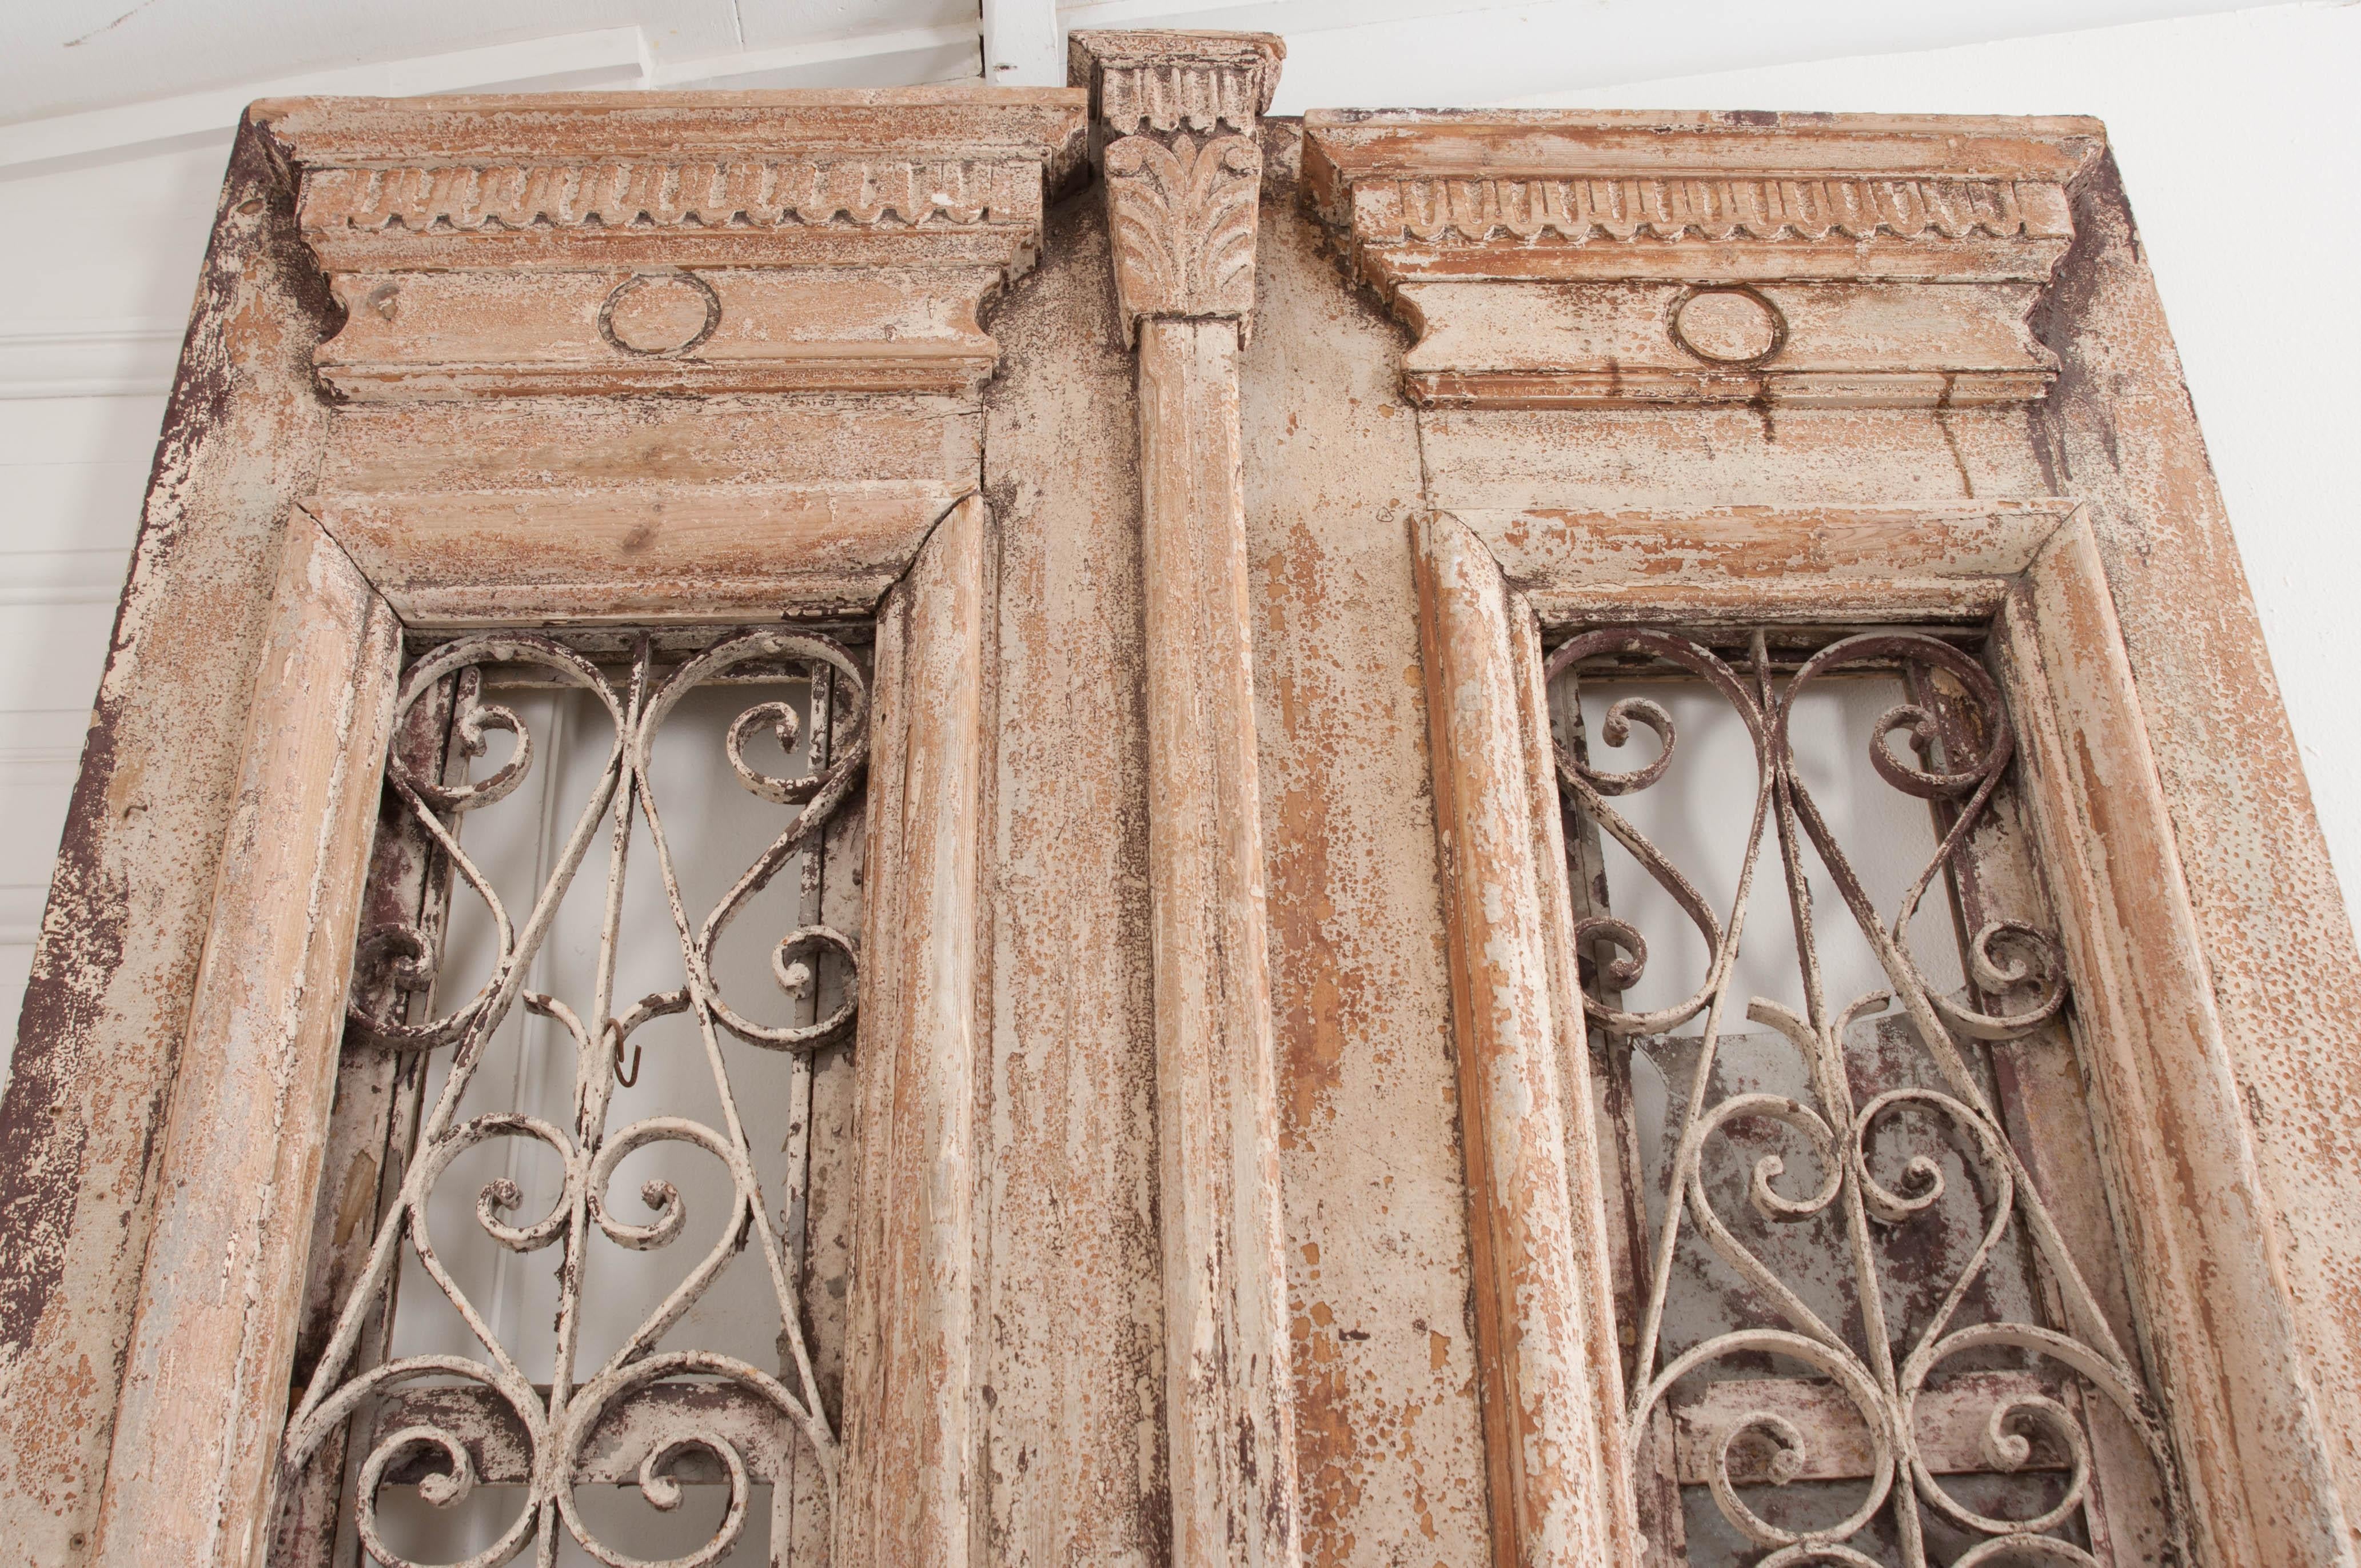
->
xmin=1068 ymin=30 xmax=1302 ymax=1567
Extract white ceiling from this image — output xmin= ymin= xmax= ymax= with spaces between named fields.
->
xmin=0 ymin=0 xmax=2304 ymax=141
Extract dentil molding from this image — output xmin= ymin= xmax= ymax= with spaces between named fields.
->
xmin=1305 ymin=109 xmax=2104 ymax=409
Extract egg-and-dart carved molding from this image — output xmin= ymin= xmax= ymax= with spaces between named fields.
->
xmin=1071 ymin=29 xmax=1283 ymax=137
xmin=298 ymin=158 xmax=1044 ymax=238
xmin=1354 ymin=175 xmax=2069 ymax=247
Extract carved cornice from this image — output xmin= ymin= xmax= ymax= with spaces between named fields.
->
xmin=254 ymin=90 xmax=1088 ymax=398
xmin=1069 ymin=31 xmax=1282 ymax=343
xmin=1076 ymin=30 xmax=1281 ymax=135
xmin=1305 ymin=110 xmax=2104 ymax=408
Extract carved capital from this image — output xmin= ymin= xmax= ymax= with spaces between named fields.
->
xmin=254 ymin=90 xmax=1087 ymax=399
xmin=1305 ymin=110 xmax=2105 ymax=408
xmin=1068 ymin=30 xmax=1282 ymax=343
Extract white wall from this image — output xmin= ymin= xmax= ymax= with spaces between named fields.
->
xmin=3 ymin=3 xmax=2356 ymax=1075
xmin=0 ymin=138 xmax=228 ymax=1071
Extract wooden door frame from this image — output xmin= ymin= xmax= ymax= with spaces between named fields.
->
xmin=83 ymin=452 xmax=1002 ymax=1566
xmin=2 ymin=42 xmax=2358 ymax=1568
xmin=1413 ymin=500 xmax=2352 ymax=1566
xmin=0 ymin=86 xmax=1084 ymax=1568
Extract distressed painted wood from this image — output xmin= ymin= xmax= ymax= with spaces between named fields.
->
xmin=266 ymin=91 xmax=1080 ymax=640
xmin=1068 ymin=30 xmax=1282 ymax=346
xmin=1305 ymin=110 xmax=2095 ymax=409
xmin=5 ymin=62 xmax=2361 ymax=1568
xmin=837 ymin=494 xmax=991 ymax=1566
xmin=0 ymin=119 xmax=339 ymax=1568
xmin=310 ymin=393 xmax=979 ymax=628
xmin=975 ymin=190 xmax=1169 ymax=1564
xmin=1240 ymin=169 xmax=1494 ymax=1568
xmin=308 ymin=489 xmax=967 ymax=628
xmin=265 ymin=674 xmax=455 ymax=1567
xmin=2036 ymin=151 xmax=2361 ymax=1543
xmin=1999 ymin=517 xmax=2353 ymax=1565
xmin=1072 ymin=30 xmax=1303 ymax=1565
xmin=1363 ymin=104 xmax=2361 ymax=1553
xmin=1455 ymin=501 xmax=2073 ymax=625
xmin=259 ymin=90 xmax=1087 ymax=401
xmin=1410 ymin=511 xmax=1640 ymax=1567
xmin=87 ymin=512 xmax=401 ymax=1568
xmin=312 ymin=266 xmax=1014 ymax=401
xmin=1134 ymin=315 xmax=1303 ymax=1568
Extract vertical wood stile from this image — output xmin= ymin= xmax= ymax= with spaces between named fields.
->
xmin=1410 ymin=511 xmax=1642 ymax=1567
xmin=2000 ymin=517 xmax=2355 ymax=1568
xmin=2038 ymin=153 xmax=2361 ymax=1550
xmin=0 ymin=123 xmax=339 ymax=1568
xmin=267 ymin=672 xmax=460 ymax=1568
xmin=1071 ymin=29 xmax=1303 ymax=1566
xmin=839 ymin=494 xmax=991 ymax=1566
xmin=87 ymin=513 xmax=401 ymax=1568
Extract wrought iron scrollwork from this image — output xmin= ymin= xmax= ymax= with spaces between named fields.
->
xmin=289 ymin=629 xmax=867 ymax=1568
xmin=1548 ymin=627 xmax=2181 ymax=1566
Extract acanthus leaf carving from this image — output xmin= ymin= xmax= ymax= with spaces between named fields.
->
xmin=1071 ymin=29 xmax=1281 ymax=345
xmin=1103 ymin=130 xmax=1263 ymax=341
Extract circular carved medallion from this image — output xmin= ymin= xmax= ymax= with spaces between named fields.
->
xmin=1670 ymin=286 xmax=1786 ymax=367
xmin=599 ymin=272 xmax=721 ymax=357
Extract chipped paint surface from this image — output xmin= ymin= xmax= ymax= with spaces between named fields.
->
xmin=88 ymin=514 xmax=400 ymax=1568
xmin=1241 ymin=182 xmax=1493 ymax=1568
xmin=1 ymin=70 xmax=2357 ymax=1568
xmin=2032 ymin=157 xmax=2361 ymax=1546
xmin=979 ymin=189 xmax=1170 ymax=1565
xmin=0 ymin=121 xmax=337 ymax=1568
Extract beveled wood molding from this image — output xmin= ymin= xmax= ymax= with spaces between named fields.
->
xmin=301 ymin=393 xmax=987 ymax=631
xmin=1411 ymin=511 xmax=1642 ymax=1567
xmin=87 ymin=513 xmax=401 ymax=1568
xmin=838 ymin=494 xmax=992 ymax=1566
xmin=255 ymin=90 xmax=1087 ymax=400
xmin=304 ymin=474 xmax=976 ymax=630
xmin=1305 ymin=109 xmax=2104 ymax=409
xmin=0 ymin=121 xmax=338 ymax=1568
xmin=1996 ymin=518 xmax=2353 ymax=1566
xmin=1453 ymin=498 xmax=2080 ymax=626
